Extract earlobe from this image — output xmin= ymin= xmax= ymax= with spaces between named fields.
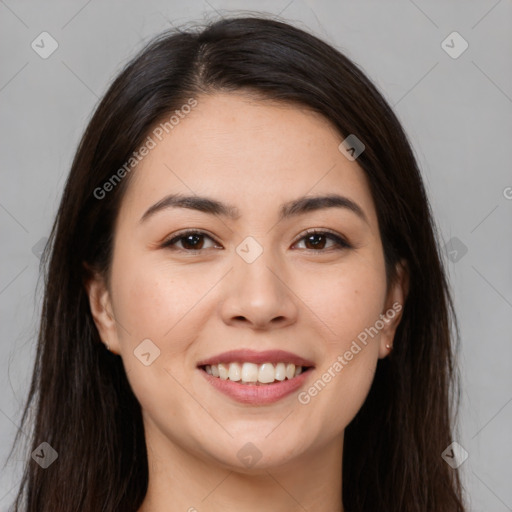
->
xmin=378 ymin=259 xmax=409 ymax=359
xmin=83 ymin=267 xmax=119 ymax=353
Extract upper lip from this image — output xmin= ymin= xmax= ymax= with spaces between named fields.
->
xmin=196 ymin=349 xmax=315 ymax=368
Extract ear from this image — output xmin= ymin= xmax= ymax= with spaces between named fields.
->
xmin=83 ymin=264 xmax=120 ymax=354
xmin=378 ymin=259 xmax=409 ymax=359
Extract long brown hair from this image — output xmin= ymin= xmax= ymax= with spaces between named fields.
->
xmin=6 ymin=15 xmax=466 ymax=511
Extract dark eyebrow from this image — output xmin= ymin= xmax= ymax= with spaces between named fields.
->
xmin=140 ymin=194 xmax=241 ymax=222
xmin=140 ymin=193 xmax=368 ymax=224
xmin=280 ymin=194 xmax=368 ymax=224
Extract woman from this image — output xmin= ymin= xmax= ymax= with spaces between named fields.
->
xmin=7 ymin=15 xmax=466 ymax=511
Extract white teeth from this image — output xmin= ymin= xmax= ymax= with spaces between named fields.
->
xmin=275 ymin=362 xmax=286 ymax=381
xmin=203 ymin=362 xmax=308 ymax=384
xmin=227 ymin=362 xmax=241 ymax=381
xmin=241 ymin=362 xmax=259 ymax=383
xmin=258 ymin=363 xmax=275 ymax=384
xmin=218 ymin=363 xmax=229 ymax=380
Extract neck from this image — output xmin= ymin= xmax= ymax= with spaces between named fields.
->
xmin=137 ymin=419 xmax=345 ymax=512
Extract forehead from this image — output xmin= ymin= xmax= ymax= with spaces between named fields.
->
xmin=119 ymin=92 xmax=378 ymax=229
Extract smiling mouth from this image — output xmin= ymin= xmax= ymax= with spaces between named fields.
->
xmin=199 ymin=362 xmax=314 ymax=385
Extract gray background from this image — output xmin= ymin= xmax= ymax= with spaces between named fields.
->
xmin=1 ymin=1 xmax=511 ymax=510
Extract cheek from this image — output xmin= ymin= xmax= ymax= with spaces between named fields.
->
xmin=110 ymin=254 xmax=208 ymax=410
xmin=110 ymin=249 xmax=198 ymax=346
xmin=293 ymin=252 xmax=386 ymax=430
xmin=110 ymin=248 xmax=227 ymax=371
xmin=300 ymin=252 xmax=388 ymax=345
xmin=312 ymin=353 xmax=378 ymax=439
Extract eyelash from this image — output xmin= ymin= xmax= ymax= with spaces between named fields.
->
xmin=161 ymin=228 xmax=352 ymax=253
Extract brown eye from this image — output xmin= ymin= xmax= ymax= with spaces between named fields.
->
xmin=178 ymin=233 xmax=206 ymax=250
xmin=162 ymin=231 xmax=220 ymax=252
xmin=294 ymin=230 xmax=351 ymax=251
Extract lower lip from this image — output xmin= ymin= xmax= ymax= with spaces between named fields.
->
xmin=199 ymin=368 xmax=313 ymax=405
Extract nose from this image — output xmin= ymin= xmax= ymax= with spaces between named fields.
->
xmin=219 ymin=247 xmax=299 ymax=331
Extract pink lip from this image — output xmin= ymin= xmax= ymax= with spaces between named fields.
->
xmin=199 ymin=367 xmax=314 ymax=405
xmin=196 ymin=349 xmax=315 ymax=368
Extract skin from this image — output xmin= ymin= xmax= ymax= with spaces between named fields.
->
xmin=86 ymin=91 xmax=408 ymax=512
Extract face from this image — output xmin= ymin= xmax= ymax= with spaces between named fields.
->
xmin=87 ymin=91 xmax=407 ymax=472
